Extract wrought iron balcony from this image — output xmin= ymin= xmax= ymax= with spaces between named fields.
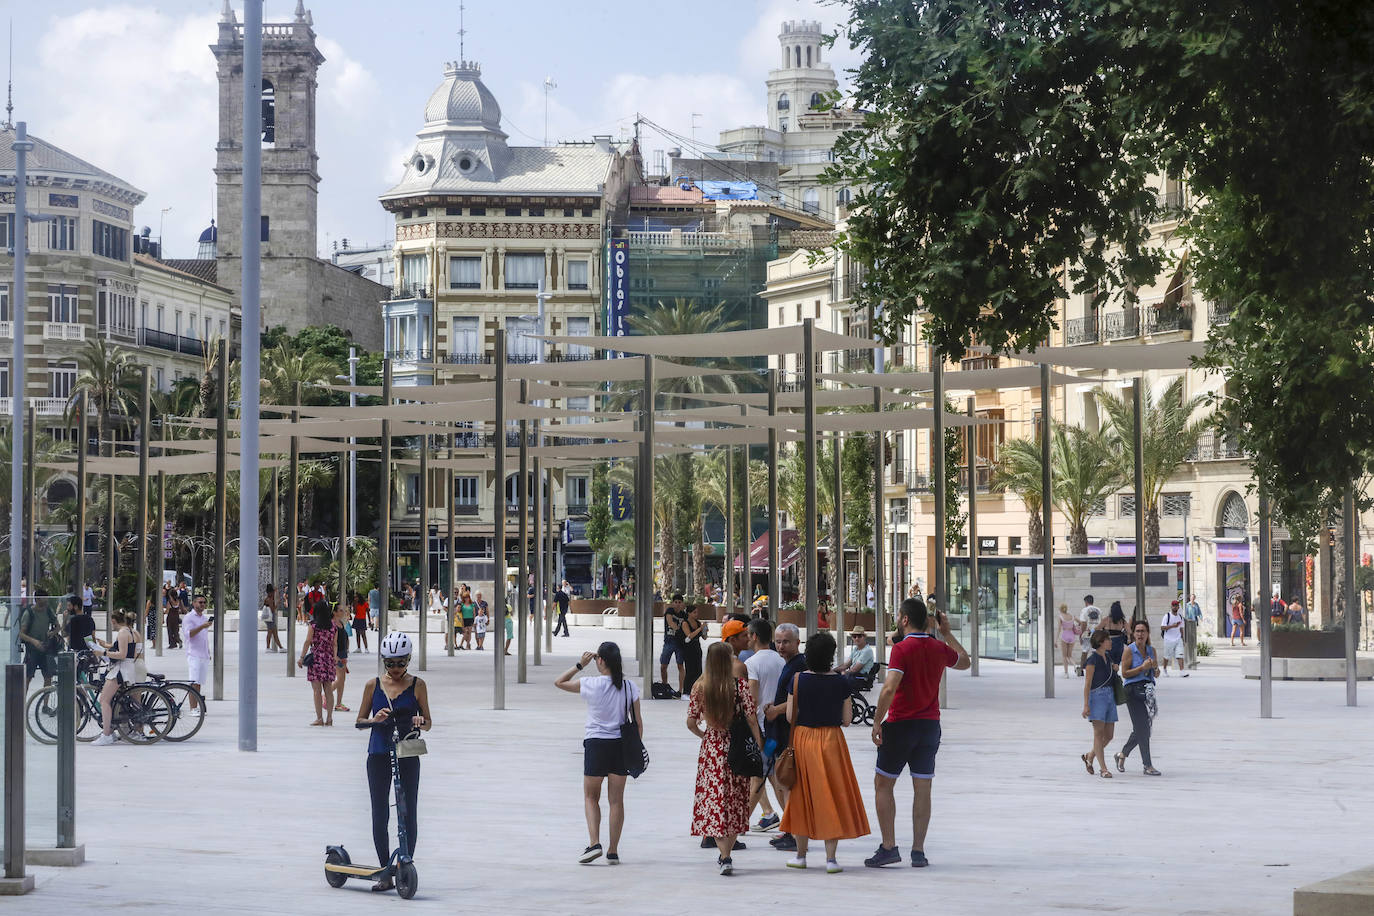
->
xmin=1144 ymin=303 xmax=1193 ymax=335
xmin=452 ymin=502 xmax=479 ymax=517
xmin=1065 ymin=315 xmax=1099 ymax=346
xmin=389 ymin=284 xmax=432 ymax=301
xmin=1102 ymin=308 xmax=1140 ymax=340
xmin=386 ymin=348 xmax=432 ymax=363
xmin=444 ymin=352 xmax=490 ymax=365
xmin=566 ymin=501 xmax=590 ymax=516
xmin=1208 ymin=300 xmax=1234 ymax=325
xmin=1187 ymin=429 xmax=1247 ymax=461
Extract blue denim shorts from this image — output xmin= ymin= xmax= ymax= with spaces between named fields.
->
xmin=1088 ymin=685 xmax=1118 ymax=723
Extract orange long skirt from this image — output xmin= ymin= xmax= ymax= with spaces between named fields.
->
xmin=779 ymin=725 xmax=871 ymax=841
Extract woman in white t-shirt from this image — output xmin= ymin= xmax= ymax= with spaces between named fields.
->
xmin=555 ymin=641 xmax=643 ymax=866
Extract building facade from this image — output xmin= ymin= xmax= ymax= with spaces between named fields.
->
xmin=210 ymin=2 xmax=384 ymax=349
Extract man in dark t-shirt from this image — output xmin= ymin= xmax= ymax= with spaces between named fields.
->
xmin=659 ymin=593 xmax=688 ymax=695
xmin=865 ymin=596 xmax=969 ymax=869
xmin=65 ymin=595 xmax=97 ymax=652
xmin=552 ymin=585 xmax=571 ymax=637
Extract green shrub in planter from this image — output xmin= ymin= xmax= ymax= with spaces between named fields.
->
xmin=1196 ymin=640 xmax=1213 ymax=657
xmin=1271 ymin=622 xmax=1310 ymax=633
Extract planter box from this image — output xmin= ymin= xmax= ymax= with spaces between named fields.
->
xmin=1271 ymin=629 xmax=1345 ymax=659
xmin=570 ymin=599 xmax=617 ymax=614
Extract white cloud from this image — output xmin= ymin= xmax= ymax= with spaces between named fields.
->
xmin=33 ymin=7 xmax=219 ymax=257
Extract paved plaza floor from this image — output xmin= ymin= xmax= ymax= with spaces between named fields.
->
xmin=14 ymin=623 xmax=1374 ymax=914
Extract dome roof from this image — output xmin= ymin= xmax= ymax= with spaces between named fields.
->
xmin=424 ymin=61 xmax=502 ymax=129
xmin=197 ymin=220 xmax=218 ymax=243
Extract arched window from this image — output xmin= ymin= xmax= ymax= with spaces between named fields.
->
xmin=795 ymin=45 xmax=802 ymax=68
xmin=1218 ymin=492 xmax=1248 ymax=538
xmin=46 ymin=478 xmax=76 ymax=513
xmin=810 ymin=92 xmax=824 ymax=109
xmin=802 ymin=188 xmax=820 ymax=215
xmin=777 ymin=93 xmax=789 ymax=111
xmin=806 ymin=45 xmax=812 ymax=67
xmin=261 ymin=79 xmax=276 ymax=147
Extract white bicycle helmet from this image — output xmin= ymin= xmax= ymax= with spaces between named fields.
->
xmin=380 ymin=631 xmax=413 ymax=658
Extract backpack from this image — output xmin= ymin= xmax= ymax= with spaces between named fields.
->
xmin=650 ymin=682 xmax=678 ymax=700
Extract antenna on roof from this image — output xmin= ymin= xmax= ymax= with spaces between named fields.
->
xmin=4 ymin=19 xmax=14 ymax=130
xmin=458 ymin=1 xmax=467 ymax=65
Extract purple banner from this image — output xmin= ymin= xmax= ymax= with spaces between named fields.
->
xmin=1117 ymin=540 xmax=1135 ymax=557
xmin=1217 ymin=541 xmax=1251 ymax=563
xmin=1088 ymin=541 xmax=1107 ymax=556
xmin=1159 ymin=540 xmax=1187 ymax=564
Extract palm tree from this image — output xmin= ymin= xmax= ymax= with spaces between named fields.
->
xmin=624 ymin=297 xmax=753 ymax=409
xmin=1050 ymin=424 xmax=1124 ymax=554
xmin=991 ymin=437 xmax=1046 ymax=555
xmin=66 ymin=338 xmax=139 ymax=449
xmin=1096 ymin=377 xmax=1206 ymax=554
xmin=261 ymin=338 xmax=341 ymax=407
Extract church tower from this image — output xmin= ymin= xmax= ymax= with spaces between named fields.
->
xmin=211 ymin=0 xmax=324 ymax=324
xmin=766 ymin=21 xmax=839 ymax=134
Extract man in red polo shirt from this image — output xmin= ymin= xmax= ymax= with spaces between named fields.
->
xmin=864 ymin=596 xmax=970 ymax=869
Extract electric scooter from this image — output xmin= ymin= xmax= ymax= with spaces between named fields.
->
xmin=324 ymin=719 xmax=419 ymax=899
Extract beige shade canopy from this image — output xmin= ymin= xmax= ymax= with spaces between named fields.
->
xmin=42 ymin=455 xmax=288 ymax=476
xmin=321 ymin=380 xmax=604 ymax=401
xmin=293 ymin=400 xmax=593 ymax=423
xmin=536 ymin=325 xmax=881 ymax=357
xmin=678 ymin=388 xmax=929 ymax=410
xmin=821 ymin=365 xmax=1095 ymax=391
xmin=364 ymin=356 xmax=748 ymax=383
xmin=1005 ymin=341 xmax=1207 ymax=371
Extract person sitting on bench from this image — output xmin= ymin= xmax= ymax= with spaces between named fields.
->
xmin=839 ymin=626 xmax=877 ymax=689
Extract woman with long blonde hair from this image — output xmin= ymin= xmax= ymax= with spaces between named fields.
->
xmin=687 ymin=641 xmax=761 ymax=876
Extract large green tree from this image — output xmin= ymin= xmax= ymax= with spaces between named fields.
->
xmin=828 ymin=0 xmax=1374 ymax=540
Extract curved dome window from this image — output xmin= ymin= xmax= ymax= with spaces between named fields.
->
xmin=411 ymin=153 xmax=434 ymax=175
xmin=456 ymin=152 xmax=477 ymax=174
xmin=777 ymin=93 xmax=790 ymax=111
xmin=810 ymin=92 xmax=824 ymax=109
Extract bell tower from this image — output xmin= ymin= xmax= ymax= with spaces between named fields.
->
xmin=766 ymin=21 xmax=838 ymax=133
xmin=211 ymin=0 xmax=323 ymax=317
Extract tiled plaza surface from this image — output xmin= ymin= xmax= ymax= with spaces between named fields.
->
xmin=13 ymin=622 xmax=1374 ymax=914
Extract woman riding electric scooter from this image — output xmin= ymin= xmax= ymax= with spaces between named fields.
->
xmin=356 ymin=632 xmax=433 ymax=892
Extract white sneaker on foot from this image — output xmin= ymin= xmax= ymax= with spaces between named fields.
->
xmin=826 ymin=859 xmax=843 ymax=874
xmin=92 ymin=732 xmax=116 ymax=746
xmin=786 ymin=856 xmax=807 ymax=869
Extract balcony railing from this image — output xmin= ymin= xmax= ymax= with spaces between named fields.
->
xmin=387 ymin=348 xmax=433 ymax=363
xmin=891 ymin=459 xmax=906 ymax=485
xmin=1102 ymin=309 xmax=1140 ymax=340
xmin=453 ymin=502 xmax=479 ymax=517
xmin=1188 ymin=429 xmax=1247 ymax=461
xmin=32 ymin=397 xmax=72 ymax=416
xmin=959 ymin=356 xmax=999 ymax=372
xmin=1144 ymin=303 xmax=1193 ymax=335
xmin=43 ymin=322 xmax=85 ymax=341
xmin=1208 ymin=300 xmax=1234 ymax=325
xmin=566 ymin=501 xmax=590 ymax=516
xmin=444 ymin=352 xmax=491 ymax=366
xmin=1065 ymin=315 xmax=1099 ymax=346
xmin=958 ymin=466 xmax=994 ymax=492
xmin=0 ymin=320 xmax=9 ymax=338
xmin=506 ymin=352 xmax=540 ymax=364
xmin=389 ymin=284 xmax=432 ymax=300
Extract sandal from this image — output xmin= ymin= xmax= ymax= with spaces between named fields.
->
xmin=1114 ymin=752 xmax=1126 ymax=773
xmin=334 ymin=704 xmax=351 ymax=712
xmin=1099 ymin=770 xmax=1113 ymax=779
xmin=309 ymin=719 xmax=325 ymax=726
xmin=1080 ymin=753 xmax=1094 ymax=775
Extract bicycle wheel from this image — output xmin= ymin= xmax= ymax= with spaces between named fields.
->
xmin=159 ymin=682 xmax=206 ymax=742
xmin=116 ymin=684 xmax=175 ymax=744
xmin=76 ymin=685 xmax=103 ymax=742
xmin=24 ymin=687 xmax=60 ymax=745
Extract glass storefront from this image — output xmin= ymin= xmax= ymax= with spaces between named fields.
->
xmin=946 ymin=557 xmax=1042 ymax=663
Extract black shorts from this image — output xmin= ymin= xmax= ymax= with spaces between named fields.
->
xmin=25 ymin=647 xmax=55 ymax=681
xmin=583 ymin=738 xmax=627 ymax=777
xmin=875 ymin=719 xmax=942 ymax=779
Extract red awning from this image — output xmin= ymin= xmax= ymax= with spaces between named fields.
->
xmin=735 ymin=529 xmax=801 ymax=572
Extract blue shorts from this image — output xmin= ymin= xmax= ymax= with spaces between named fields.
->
xmin=1088 ymin=685 xmax=1118 ymax=723
xmin=659 ymin=640 xmax=684 ymax=665
xmin=876 ymin=718 xmax=941 ymax=779
xmin=583 ymin=738 xmax=627 ymax=777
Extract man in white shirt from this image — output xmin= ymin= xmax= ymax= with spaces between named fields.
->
xmin=1076 ymin=595 xmax=1101 ymax=674
xmin=82 ymin=583 xmax=95 ymax=611
xmin=182 ymin=595 xmax=214 ymax=708
xmin=840 ymin=626 xmax=877 ymax=684
xmin=1160 ymin=601 xmax=1186 ymax=676
xmin=744 ymin=618 xmax=785 ymax=832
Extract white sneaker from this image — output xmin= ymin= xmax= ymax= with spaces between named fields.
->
xmin=92 ymin=732 xmax=116 ymax=746
xmin=786 ymin=856 xmax=807 ymax=869
xmin=826 ymin=859 xmax=843 ymax=874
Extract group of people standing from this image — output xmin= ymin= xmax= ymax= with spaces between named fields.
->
xmin=560 ymin=596 xmax=971 ymax=875
xmin=1080 ymin=603 xmax=1165 ymax=778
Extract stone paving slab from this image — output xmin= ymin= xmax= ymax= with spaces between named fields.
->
xmin=11 ymin=625 xmax=1374 ymax=915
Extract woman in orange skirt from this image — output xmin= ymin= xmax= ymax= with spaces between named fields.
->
xmin=779 ymin=631 xmax=870 ymax=873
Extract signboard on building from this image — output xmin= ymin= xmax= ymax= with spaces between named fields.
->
xmin=607 ymin=238 xmax=629 ymax=352
xmin=610 ymin=482 xmax=633 ymax=521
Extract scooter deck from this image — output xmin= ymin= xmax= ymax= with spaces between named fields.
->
xmin=325 ymin=863 xmax=386 ymax=878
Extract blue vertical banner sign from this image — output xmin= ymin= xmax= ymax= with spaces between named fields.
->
xmin=608 ymin=459 xmax=633 ymax=521
xmin=608 ymin=237 xmax=629 ymax=355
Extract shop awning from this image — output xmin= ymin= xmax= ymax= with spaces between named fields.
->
xmin=735 ymin=529 xmax=801 ymax=573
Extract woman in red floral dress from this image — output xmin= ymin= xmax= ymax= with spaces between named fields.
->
xmin=687 ymin=642 xmax=762 ymax=876
xmin=297 ymin=599 xmax=338 ymax=726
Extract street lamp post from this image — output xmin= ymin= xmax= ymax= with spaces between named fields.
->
xmin=7 ymin=122 xmax=31 ymax=603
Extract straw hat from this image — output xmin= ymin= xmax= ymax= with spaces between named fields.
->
xmin=849 ymin=625 xmax=868 ymax=637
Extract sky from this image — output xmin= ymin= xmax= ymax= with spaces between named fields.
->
xmin=7 ymin=0 xmax=863 ymax=259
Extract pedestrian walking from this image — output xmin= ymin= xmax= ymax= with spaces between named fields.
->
xmin=1080 ymin=629 xmax=1117 ymax=778
xmin=745 ymin=618 xmax=785 ymax=832
xmin=299 ymin=599 xmax=339 ymax=726
xmin=91 ymin=609 xmax=138 ymax=746
xmin=865 ymin=597 xmax=970 ymax=869
xmin=1182 ymin=593 xmax=1202 ymax=667
xmin=353 ymin=593 xmax=370 ymax=652
xmin=463 ymin=589 xmax=480 ymax=650
xmin=555 ymin=641 xmax=643 ymax=865
xmin=1229 ymin=594 xmax=1246 ymax=646
xmin=762 ymin=622 xmax=805 ymax=852
xmin=1076 ymin=594 xmax=1102 ymax=674
xmin=660 ymin=593 xmax=688 ymax=697
xmin=1160 ymin=601 xmax=1185 ymax=676
xmin=144 ymin=596 xmax=158 ymax=650
xmin=779 ymin=631 xmax=870 ymax=873
xmin=356 ymin=632 xmax=431 ymax=892
xmin=182 ymin=595 xmax=213 ymax=708
xmin=475 ymin=604 xmax=489 ymax=650
xmin=1104 ymin=603 xmax=1129 ymax=667
xmin=553 ymin=582 xmax=571 ymax=637
xmin=681 ymin=604 xmax=706 ymax=693
xmin=688 ymin=641 xmax=762 ymax=876
xmin=1115 ymin=620 xmax=1161 ymax=776
xmin=1057 ymin=603 xmax=1080 ymax=678
xmin=18 ymin=594 xmax=61 ymax=690
xmin=65 ymin=594 xmax=96 ymax=653
xmin=503 ymin=599 xmax=514 ymax=656
xmin=262 ymin=584 xmax=283 ymax=653
xmin=333 ymin=603 xmax=352 ymax=713
xmin=367 ymin=583 xmax=382 ymax=632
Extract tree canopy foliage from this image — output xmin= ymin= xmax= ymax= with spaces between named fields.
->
xmin=828 ymin=0 xmax=1374 ymax=540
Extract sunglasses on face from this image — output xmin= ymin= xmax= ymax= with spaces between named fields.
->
xmin=383 ymin=657 xmax=410 ymax=669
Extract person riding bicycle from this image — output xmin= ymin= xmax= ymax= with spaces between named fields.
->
xmin=92 ymin=609 xmax=139 ymax=746
xmin=356 ymin=632 xmax=432 ymax=892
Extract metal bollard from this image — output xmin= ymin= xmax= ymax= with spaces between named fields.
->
xmin=57 ymin=651 xmax=76 ymax=849
xmin=4 ymin=663 xmax=24 ymax=880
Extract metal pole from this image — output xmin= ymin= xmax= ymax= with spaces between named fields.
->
xmin=967 ymin=396 xmax=980 ymax=677
xmin=741 ymin=407 xmax=751 ymax=609
xmin=339 ymin=449 xmax=349 ymax=644
xmin=832 ymin=429 xmax=845 ymax=649
xmin=871 ymin=384 xmax=884 ymax=660
xmin=532 ymin=450 xmax=543 ymax=667
xmin=447 ymin=431 xmax=455 ymax=657
xmin=803 ymin=318 xmax=819 ymax=635
xmin=287 ymin=392 xmax=300 ymax=677
xmin=933 ymin=360 xmax=946 ymax=616
xmin=638 ymin=357 xmax=655 ymax=694
xmin=544 ymin=464 xmax=554 ymax=654
xmin=134 ymin=368 xmax=150 ymax=654
xmin=767 ymin=369 xmax=780 ymax=615
xmin=517 ymin=380 xmax=529 ymax=684
xmin=493 ymin=331 xmax=507 ymax=708
xmin=3 ymin=664 xmax=25 ymax=884
xmin=56 ymin=651 xmax=75 ymax=849
xmin=25 ymin=404 xmax=34 ymax=605
xmin=349 ymin=347 xmax=358 ymax=541
xmin=8 ymin=123 xmax=30 ymax=605
xmin=725 ymin=444 xmax=734 ymax=614
xmin=1258 ymin=490 xmax=1272 ymax=718
xmin=378 ymin=360 xmax=392 ymax=656
xmin=155 ymin=452 xmax=165 ymax=658
xmin=417 ymin=435 xmax=427 ymax=672
xmin=1345 ymin=487 xmax=1359 ymax=707
xmin=213 ymin=340 xmax=227 ymax=701
xmin=1133 ymin=378 xmax=1146 ymax=626
xmin=1040 ymin=363 xmax=1055 ymax=699
xmin=105 ymin=432 xmax=114 ymax=641
xmin=75 ymin=391 xmax=87 ymax=600
xmin=269 ymin=458 xmax=278 ymax=643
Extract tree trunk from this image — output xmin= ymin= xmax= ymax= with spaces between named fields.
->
xmin=830 ymin=517 xmax=843 ymax=615
xmin=658 ymin=512 xmax=677 ymax=599
xmin=692 ymin=523 xmax=707 ymax=600
xmin=1333 ymin=504 xmax=1348 ymax=626
xmin=1027 ymin=505 xmax=1044 ymax=556
xmin=1144 ymin=505 xmax=1161 ymax=556
xmin=1069 ymin=521 xmax=1087 ymax=556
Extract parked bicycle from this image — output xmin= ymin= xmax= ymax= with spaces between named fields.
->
xmin=25 ymin=653 xmax=178 ymax=745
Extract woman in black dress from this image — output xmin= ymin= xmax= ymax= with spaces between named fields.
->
xmin=681 ymin=604 xmax=705 ymax=694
